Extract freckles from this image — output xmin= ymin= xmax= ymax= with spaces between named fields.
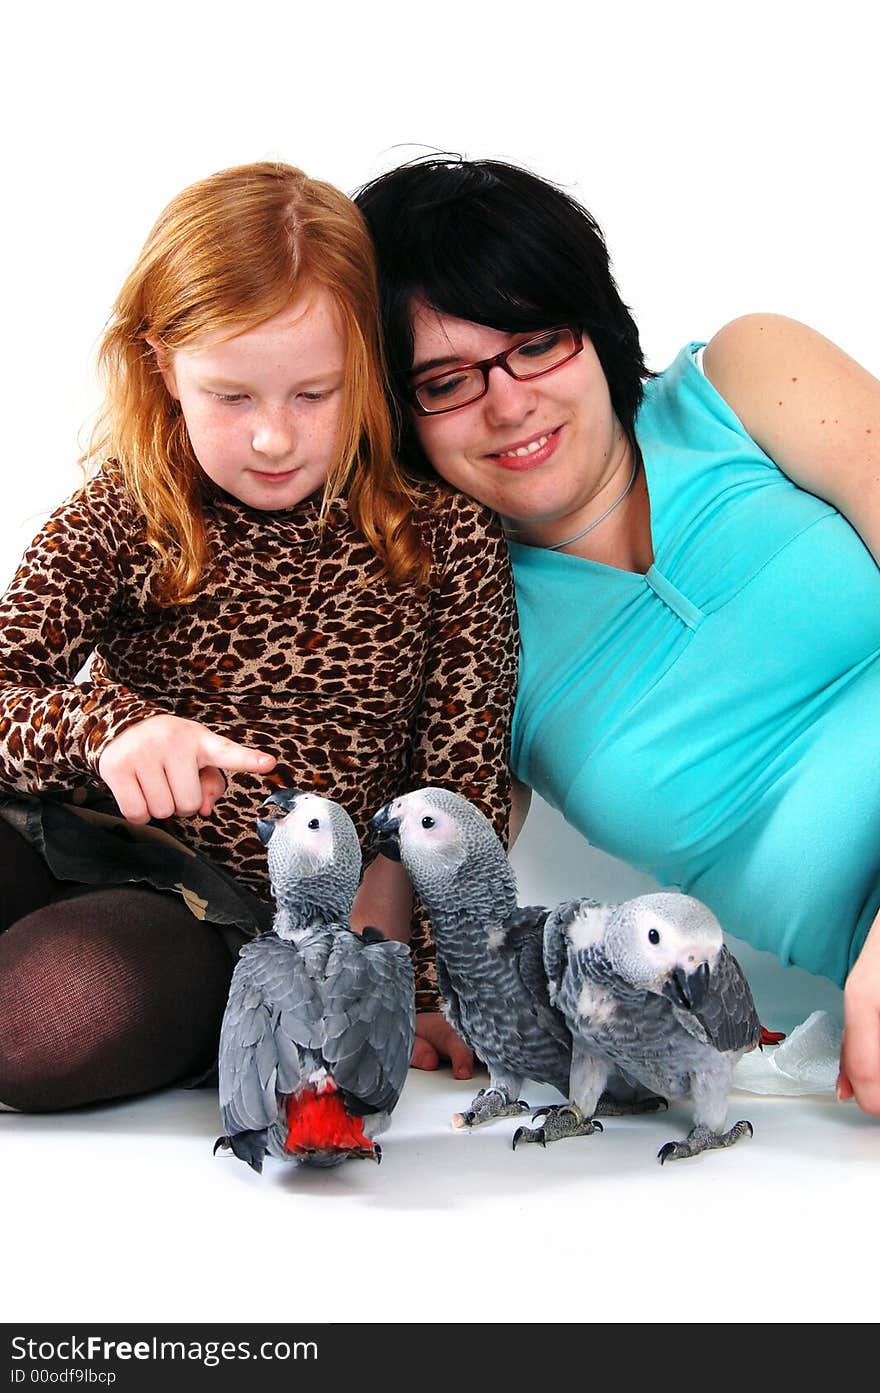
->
xmin=197 ymin=426 xmax=237 ymax=458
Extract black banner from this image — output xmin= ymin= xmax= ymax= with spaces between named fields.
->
xmin=3 ymin=1326 xmax=360 ymax=1391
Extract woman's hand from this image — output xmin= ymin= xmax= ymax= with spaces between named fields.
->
xmin=412 ymin=1012 xmax=476 ymax=1079
xmin=838 ymin=910 xmax=880 ymax=1114
xmin=97 ymin=714 xmax=276 ymax=823
xmin=351 ymin=855 xmax=413 ymax=942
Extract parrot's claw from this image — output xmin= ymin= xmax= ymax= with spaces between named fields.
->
xmin=214 ymin=1128 xmax=268 ymax=1173
xmin=512 ymin=1125 xmax=546 ymax=1149
xmin=452 ymin=1086 xmax=530 ymax=1129
xmin=513 ymin=1103 xmax=603 ymax=1149
xmin=658 ymin=1119 xmax=754 ymax=1164
xmin=373 ymin=1143 xmax=382 ymax=1165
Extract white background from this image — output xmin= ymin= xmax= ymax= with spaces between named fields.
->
xmin=2 ymin=0 xmax=878 ymax=1327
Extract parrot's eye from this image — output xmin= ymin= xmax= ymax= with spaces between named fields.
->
xmin=421 ymin=815 xmax=436 ymax=829
xmin=307 ymin=818 xmax=320 ymax=831
xmin=648 ymin=928 xmax=661 ymax=945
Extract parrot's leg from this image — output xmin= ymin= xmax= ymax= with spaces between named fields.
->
xmin=595 ymin=1068 xmax=668 ymax=1114
xmin=593 ymin=1090 xmax=668 ymax=1117
xmin=512 ymin=1103 xmax=603 ymax=1148
xmin=658 ymin=1120 xmax=753 ymax=1164
xmin=452 ymin=1083 xmax=530 ymax=1129
xmin=213 ymin=1128 xmax=269 ymax=1174
xmin=512 ymin=1044 xmax=607 ymax=1148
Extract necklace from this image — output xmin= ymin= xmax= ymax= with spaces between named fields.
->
xmin=505 ymin=456 xmax=639 ymax=552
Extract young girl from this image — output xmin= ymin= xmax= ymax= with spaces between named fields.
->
xmin=0 ymin=161 xmax=517 ymax=1111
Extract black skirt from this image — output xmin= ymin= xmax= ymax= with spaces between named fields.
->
xmin=0 ymin=789 xmax=273 ymax=961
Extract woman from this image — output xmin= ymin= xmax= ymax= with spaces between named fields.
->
xmin=355 ymin=156 xmax=880 ymax=1116
xmin=0 ymin=161 xmax=515 ymax=1110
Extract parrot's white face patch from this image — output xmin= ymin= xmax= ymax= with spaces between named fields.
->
xmin=288 ymin=801 xmax=333 ymax=862
xmin=393 ymin=792 xmax=468 ymax=874
xmin=270 ymin=793 xmax=342 ymax=874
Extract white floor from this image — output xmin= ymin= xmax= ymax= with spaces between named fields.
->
xmin=3 ymin=797 xmax=878 ymax=1326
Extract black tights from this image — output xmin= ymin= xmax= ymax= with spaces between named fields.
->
xmin=0 ymin=819 xmax=239 ymax=1111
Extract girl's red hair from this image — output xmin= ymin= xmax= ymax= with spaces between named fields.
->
xmin=91 ymin=161 xmax=427 ymax=603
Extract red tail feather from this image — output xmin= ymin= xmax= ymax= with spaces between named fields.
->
xmin=284 ymin=1083 xmax=375 ymax=1156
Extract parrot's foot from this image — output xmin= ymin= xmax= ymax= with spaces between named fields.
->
xmin=213 ymin=1128 xmax=269 ymax=1174
xmin=294 ymin=1140 xmax=381 ymax=1166
xmin=512 ymin=1103 xmax=603 ymax=1149
xmin=452 ymin=1086 xmax=530 ymax=1129
xmin=594 ymin=1090 xmax=668 ymax=1117
xmin=658 ymin=1120 xmax=754 ymax=1164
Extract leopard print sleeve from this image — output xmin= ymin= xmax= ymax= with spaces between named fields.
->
xmin=407 ymin=489 xmax=518 ymax=1010
xmin=0 ymin=468 xmax=171 ymax=793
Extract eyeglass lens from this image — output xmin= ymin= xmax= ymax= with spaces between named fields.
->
xmin=414 ymin=328 xmax=579 ymax=413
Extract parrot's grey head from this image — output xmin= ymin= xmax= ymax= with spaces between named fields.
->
xmin=370 ymin=787 xmax=513 ymax=910
xmin=257 ymin=789 xmax=361 ymax=924
xmin=599 ymin=893 xmax=723 ymax=1007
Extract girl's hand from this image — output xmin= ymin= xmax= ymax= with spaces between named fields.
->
xmin=412 ymin=1012 xmax=476 ymax=1079
xmin=97 ymin=714 xmax=276 ymax=823
xmin=838 ymin=910 xmax=880 ymax=1115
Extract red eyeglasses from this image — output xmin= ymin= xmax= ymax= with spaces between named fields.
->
xmin=409 ymin=327 xmax=583 ymax=416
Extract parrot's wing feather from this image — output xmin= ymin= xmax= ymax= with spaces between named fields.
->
xmin=501 ymin=904 xmax=570 ymax=1047
xmin=321 ymin=932 xmax=415 ymax=1115
xmin=689 ymin=945 xmax=762 ymax=1054
xmin=218 ymin=934 xmax=324 ymax=1135
xmin=435 ymin=954 xmax=465 ymax=1038
xmin=434 ymin=947 xmax=465 ymax=1036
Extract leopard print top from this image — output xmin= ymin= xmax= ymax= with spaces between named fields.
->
xmin=0 ymin=464 xmax=517 ymax=1008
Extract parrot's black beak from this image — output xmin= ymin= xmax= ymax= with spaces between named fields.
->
xmin=662 ymin=962 xmax=710 ymax=1012
xmin=256 ymin=789 xmax=303 ymax=845
xmin=369 ymin=803 xmax=401 ymax=862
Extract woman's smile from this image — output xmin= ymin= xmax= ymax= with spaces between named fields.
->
xmin=488 ymin=426 xmax=563 ymax=469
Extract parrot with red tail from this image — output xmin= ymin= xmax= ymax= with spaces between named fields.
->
xmin=214 ymin=789 xmax=415 ymax=1174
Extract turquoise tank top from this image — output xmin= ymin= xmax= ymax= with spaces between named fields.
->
xmin=509 ymin=343 xmax=880 ymax=986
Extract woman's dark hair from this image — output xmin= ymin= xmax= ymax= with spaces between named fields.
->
xmin=354 ymin=156 xmax=652 ymax=476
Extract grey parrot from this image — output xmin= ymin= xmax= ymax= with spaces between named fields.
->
xmin=370 ymin=786 xmax=663 ymax=1139
xmin=214 ymin=789 xmax=415 ymax=1173
xmin=533 ymin=892 xmax=762 ymax=1161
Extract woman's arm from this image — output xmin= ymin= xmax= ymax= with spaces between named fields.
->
xmin=703 ymin=313 xmax=880 ymax=560
xmin=509 ymin=774 xmax=532 ymax=848
xmin=351 ymin=854 xmax=413 ymax=942
xmin=838 ymin=911 xmax=880 ymax=1115
xmin=705 ymin=316 xmax=880 ymax=1116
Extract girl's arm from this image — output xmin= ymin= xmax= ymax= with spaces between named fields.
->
xmin=0 ymin=468 xmax=272 ymax=813
xmin=704 ymin=317 xmax=880 ymax=1116
xmin=405 ymin=490 xmax=519 ymax=1072
xmin=0 ymin=471 xmax=169 ymax=792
